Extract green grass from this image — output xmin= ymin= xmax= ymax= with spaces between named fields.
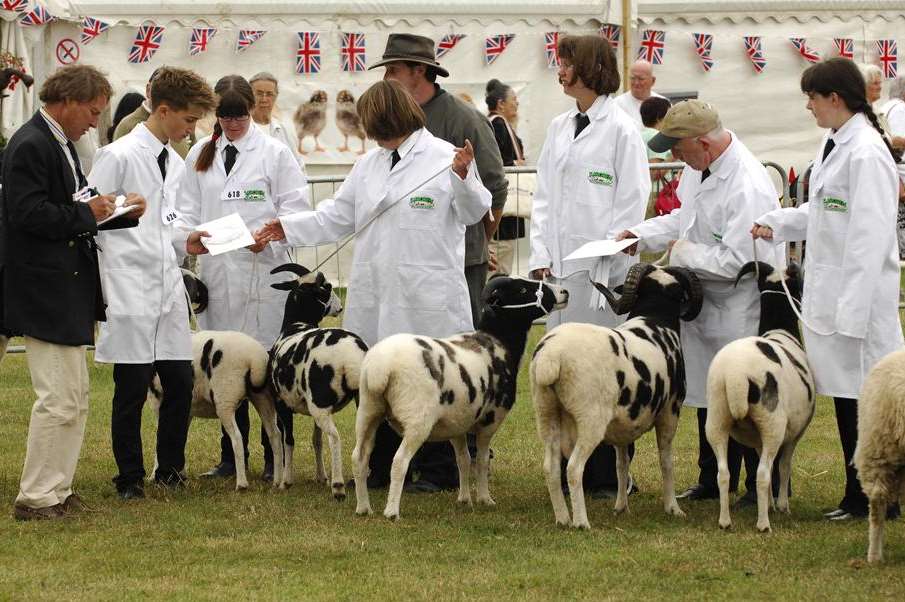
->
xmin=1 ymin=326 xmax=904 ymax=601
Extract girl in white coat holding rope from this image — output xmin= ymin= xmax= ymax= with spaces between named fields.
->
xmin=752 ymin=58 xmax=903 ymax=521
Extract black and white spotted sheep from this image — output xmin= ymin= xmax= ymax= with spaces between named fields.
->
xmin=147 ymin=330 xmax=285 ymax=491
xmin=705 ymin=262 xmax=815 ymax=533
xmin=267 ymin=264 xmax=368 ymax=499
xmin=531 ymin=263 xmax=703 ymax=529
xmin=352 ymin=275 xmax=569 ymax=520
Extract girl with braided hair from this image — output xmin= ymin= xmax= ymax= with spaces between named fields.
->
xmin=752 ymin=57 xmax=903 ymax=521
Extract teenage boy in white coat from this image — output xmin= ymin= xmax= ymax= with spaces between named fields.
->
xmin=90 ymin=67 xmax=217 ymax=500
xmin=617 ymin=100 xmax=784 ymax=503
xmin=529 ymin=34 xmax=650 ymax=498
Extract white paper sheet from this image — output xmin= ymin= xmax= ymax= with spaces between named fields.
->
xmin=563 ymin=238 xmax=639 ymax=261
xmin=197 ymin=212 xmax=256 ymax=256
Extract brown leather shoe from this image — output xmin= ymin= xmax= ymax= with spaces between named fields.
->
xmin=13 ymin=503 xmax=66 ymax=521
xmin=61 ymin=493 xmax=97 ymax=514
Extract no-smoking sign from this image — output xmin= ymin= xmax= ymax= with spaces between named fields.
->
xmin=56 ymin=38 xmax=80 ymax=65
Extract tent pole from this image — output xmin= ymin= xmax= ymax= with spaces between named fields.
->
xmin=621 ymin=0 xmax=631 ymax=89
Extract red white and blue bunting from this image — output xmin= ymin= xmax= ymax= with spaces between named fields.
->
xmin=692 ymin=33 xmax=714 ymax=72
xmin=189 ymin=27 xmax=216 ymax=56
xmin=296 ymin=32 xmax=321 ymax=74
xmin=789 ymin=37 xmax=820 ymax=63
xmin=877 ymin=39 xmax=897 ymax=79
xmin=637 ymin=30 xmax=665 ymax=65
xmin=80 ymin=17 xmax=110 ymax=45
xmin=544 ymin=32 xmax=560 ymax=69
xmin=436 ymin=34 xmax=466 ymax=59
xmin=598 ymin=23 xmax=621 ymax=49
xmin=744 ymin=36 xmax=767 ymax=74
xmin=484 ymin=34 xmax=514 ymax=66
xmin=128 ymin=22 xmax=164 ymax=64
xmin=834 ymin=38 xmax=854 ymax=60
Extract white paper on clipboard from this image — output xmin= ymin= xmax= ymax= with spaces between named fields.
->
xmin=197 ymin=212 xmax=256 ymax=256
xmin=563 ymin=238 xmax=639 ymax=261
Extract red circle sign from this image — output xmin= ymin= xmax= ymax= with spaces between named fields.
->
xmin=56 ymin=39 xmax=80 ymax=65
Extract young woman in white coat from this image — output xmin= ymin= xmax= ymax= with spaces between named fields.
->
xmin=176 ymin=75 xmax=310 ymax=480
xmin=91 ymin=68 xmax=216 ymax=498
xmin=753 ymin=58 xmax=904 ymax=521
xmin=528 ymin=34 xmax=651 ymax=498
xmin=258 ymin=79 xmax=491 ymax=488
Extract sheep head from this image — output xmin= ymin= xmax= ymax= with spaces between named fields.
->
xmin=480 ymin=275 xmax=568 ymax=323
xmin=591 ymin=263 xmax=702 ymax=321
xmin=181 ymin=268 xmax=208 ymax=314
xmin=734 ymin=261 xmax=802 ymax=301
xmin=271 ymin=263 xmax=343 ymax=329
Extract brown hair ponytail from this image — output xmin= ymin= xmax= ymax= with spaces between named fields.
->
xmin=194 ymin=75 xmax=255 ymax=172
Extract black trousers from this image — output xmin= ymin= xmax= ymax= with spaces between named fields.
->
xmin=696 ymin=408 xmax=782 ymax=496
xmin=368 ymin=421 xmax=477 ymax=489
xmin=559 ymin=443 xmax=636 ymax=492
xmin=833 ymin=397 xmax=868 ymax=513
xmin=218 ymin=400 xmax=287 ymax=467
xmin=111 ymin=361 xmax=192 ymax=490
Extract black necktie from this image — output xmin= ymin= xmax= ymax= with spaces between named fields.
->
xmin=822 ymin=138 xmax=836 ymax=162
xmin=391 ymin=149 xmax=401 ymax=170
xmin=701 ymin=168 xmax=711 ymax=182
xmin=574 ymin=113 xmax=591 ymax=139
xmin=66 ymin=140 xmax=87 ymax=189
xmin=157 ymin=148 xmax=168 ymax=181
xmin=224 ymin=144 xmax=238 ymax=175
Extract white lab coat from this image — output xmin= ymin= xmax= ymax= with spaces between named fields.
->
xmin=613 ymin=90 xmax=667 ymax=130
xmin=174 ymin=124 xmax=310 ymax=347
xmin=255 ymin=116 xmax=305 ymax=174
xmin=631 ymin=133 xmax=783 ymax=408
xmin=90 ymin=123 xmax=191 ymax=364
xmin=278 ymin=128 xmax=491 ymax=347
xmin=755 ymin=113 xmax=903 ymax=398
xmin=528 ymin=94 xmax=650 ymax=329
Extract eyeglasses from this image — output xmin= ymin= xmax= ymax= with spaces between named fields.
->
xmin=254 ymin=91 xmax=276 ymax=98
xmin=218 ymin=115 xmax=250 ymax=124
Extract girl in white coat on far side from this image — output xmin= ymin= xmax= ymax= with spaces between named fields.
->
xmin=528 ymin=34 xmax=651 ymax=498
xmin=753 ymin=58 xmax=904 ymax=521
xmin=175 ymin=74 xmax=310 ymax=480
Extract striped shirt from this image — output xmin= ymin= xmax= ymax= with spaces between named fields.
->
xmin=39 ymin=106 xmax=80 ymax=189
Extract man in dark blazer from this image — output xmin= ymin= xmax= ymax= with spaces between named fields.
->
xmin=1 ymin=64 xmax=146 ymax=521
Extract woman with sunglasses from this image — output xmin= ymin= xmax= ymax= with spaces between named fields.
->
xmin=175 ymin=74 xmax=309 ymax=481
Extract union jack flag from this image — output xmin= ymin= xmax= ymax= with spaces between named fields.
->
xmin=744 ymin=36 xmax=767 ymax=74
xmin=19 ymin=5 xmax=53 ymax=26
xmin=190 ymin=28 xmax=216 ymax=56
xmin=236 ymin=30 xmax=266 ymax=53
xmin=834 ymin=38 xmax=854 ymax=60
xmin=790 ymin=38 xmax=820 ymax=63
xmin=877 ymin=39 xmax=897 ymax=79
xmin=2 ymin=0 xmax=28 ymax=13
xmin=296 ymin=32 xmax=321 ymax=74
xmin=637 ymin=30 xmax=665 ymax=65
xmin=436 ymin=34 xmax=465 ymax=59
xmin=598 ymin=23 xmax=621 ymax=49
xmin=484 ymin=34 xmax=514 ymax=66
xmin=692 ymin=33 xmax=715 ymax=72
xmin=128 ymin=23 xmax=165 ymax=64
xmin=544 ymin=32 xmax=560 ymax=69
xmin=340 ymin=32 xmax=366 ymax=72
xmin=80 ymin=17 xmax=110 ymax=45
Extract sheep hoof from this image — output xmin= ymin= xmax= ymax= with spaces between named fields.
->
xmin=355 ymin=507 xmax=372 ymax=516
xmin=757 ymin=524 xmax=772 ymax=534
xmin=613 ymin=505 xmax=628 ymax=515
xmin=235 ymin=483 xmax=249 ymax=492
xmin=867 ymin=555 xmax=883 ymax=564
xmin=555 ymin=518 xmax=570 ymax=527
xmin=667 ymin=506 xmax=686 ymax=518
xmin=332 ymin=483 xmax=346 ymax=501
xmin=572 ymin=520 xmax=591 ymax=530
xmin=384 ymin=511 xmax=400 ymax=521
xmin=477 ymin=496 xmax=496 ymax=506
xmin=457 ymin=497 xmax=472 ymax=506
xmin=719 ymin=521 xmax=732 ymax=531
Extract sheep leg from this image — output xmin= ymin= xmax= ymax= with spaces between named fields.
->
xmin=218 ymin=407 xmax=248 ymax=491
xmin=384 ymin=428 xmax=430 ymax=520
xmin=536 ymin=398 xmax=570 ymax=526
xmin=776 ymin=437 xmax=799 ymax=514
xmin=655 ymin=414 xmax=685 ymax=518
xmin=613 ymin=445 xmax=631 ymax=515
xmin=567 ymin=427 xmax=606 ymax=530
xmin=867 ymin=495 xmax=887 ymax=563
xmin=704 ymin=413 xmax=732 ymax=529
xmin=249 ymin=393 xmax=286 ymax=490
xmin=756 ymin=438 xmax=780 ymax=533
xmin=474 ymin=429 xmax=497 ymax=506
xmin=312 ymin=424 xmax=326 ymax=483
xmin=311 ymin=409 xmax=345 ymax=500
xmin=351 ymin=408 xmax=382 ymax=517
xmin=450 ymin=435 xmax=472 ymax=505
xmin=275 ymin=400 xmax=296 ymax=487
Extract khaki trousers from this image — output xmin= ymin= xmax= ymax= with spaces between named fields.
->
xmin=15 ymin=337 xmax=90 ymax=509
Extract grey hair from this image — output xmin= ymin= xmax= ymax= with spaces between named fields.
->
xmin=858 ymin=63 xmax=883 ymax=83
xmin=249 ymin=71 xmax=279 ymax=93
xmin=889 ymin=76 xmax=905 ymax=100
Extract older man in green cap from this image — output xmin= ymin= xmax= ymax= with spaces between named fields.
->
xmin=617 ymin=99 xmax=784 ymax=506
xmin=365 ymin=33 xmax=508 ymax=494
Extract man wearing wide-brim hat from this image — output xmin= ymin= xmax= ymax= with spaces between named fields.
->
xmin=365 ymin=33 xmax=508 ymax=494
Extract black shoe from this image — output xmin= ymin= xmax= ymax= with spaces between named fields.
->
xmin=676 ymin=484 xmax=720 ymax=500
xmin=732 ymin=491 xmax=758 ymax=509
xmin=346 ymin=472 xmax=391 ymax=490
xmin=887 ymin=503 xmax=901 ymax=520
xmin=261 ymin=461 xmax=274 ymax=482
xmin=118 ymin=484 xmax=145 ymax=501
xmin=823 ymin=507 xmax=848 ymax=519
xmin=200 ymin=462 xmax=236 ymax=478
xmin=589 ymin=475 xmax=639 ymax=500
xmin=403 ymin=479 xmax=444 ymax=494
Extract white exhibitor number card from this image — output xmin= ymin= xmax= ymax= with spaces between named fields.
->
xmin=563 ymin=238 xmax=639 ymax=261
xmin=197 ymin=212 xmax=256 ymax=256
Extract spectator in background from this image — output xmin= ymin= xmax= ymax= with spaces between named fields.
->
xmin=486 ymin=78 xmax=527 ymax=275
xmin=107 ymin=92 xmax=144 ymax=143
xmin=613 ymin=59 xmax=666 ymax=130
xmin=640 ymin=96 xmax=672 ymax=165
xmin=882 ymin=76 xmax=905 ymax=149
xmin=858 ymin=63 xmax=884 ymax=107
xmin=114 ymin=68 xmax=196 ymax=158
xmin=250 ymin=72 xmax=304 ymax=172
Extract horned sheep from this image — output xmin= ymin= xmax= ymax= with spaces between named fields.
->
xmin=531 ymin=263 xmax=702 ymax=529
xmin=705 ymin=262 xmax=815 ymax=533
xmin=352 ymin=275 xmax=568 ymax=520
xmin=854 ymin=348 xmax=905 ymax=563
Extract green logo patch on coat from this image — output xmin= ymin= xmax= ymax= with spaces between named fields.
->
xmin=244 ymin=189 xmax=266 ymax=201
xmin=588 ymin=171 xmax=614 ymax=186
xmin=409 ymin=196 xmax=435 ymax=209
xmin=823 ymin=196 xmax=847 ymax=212
xmin=712 ymin=232 xmax=723 ymax=242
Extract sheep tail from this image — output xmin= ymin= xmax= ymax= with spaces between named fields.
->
xmin=361 ymin=352 xmax=391 ymax=400
xmin=725 ymin=372 xmax=749 ymax=421
xmin=531 ymin=345 xmax=561 ymax=389
xmin=246 ymin=353 xmax=269 ymax=393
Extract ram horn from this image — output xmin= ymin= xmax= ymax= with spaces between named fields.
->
xmin=270 ymin=263 xmax=311 ymax=278
xmin=589 ymin=277 xmax=625 ymax=314
xmin=664 ymin=267 xmax=704 ymax=321
xmin=733 ymin=261 xmax=774 ymax=288
xmin=613 ymin=262 xmax=656 ymax=314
